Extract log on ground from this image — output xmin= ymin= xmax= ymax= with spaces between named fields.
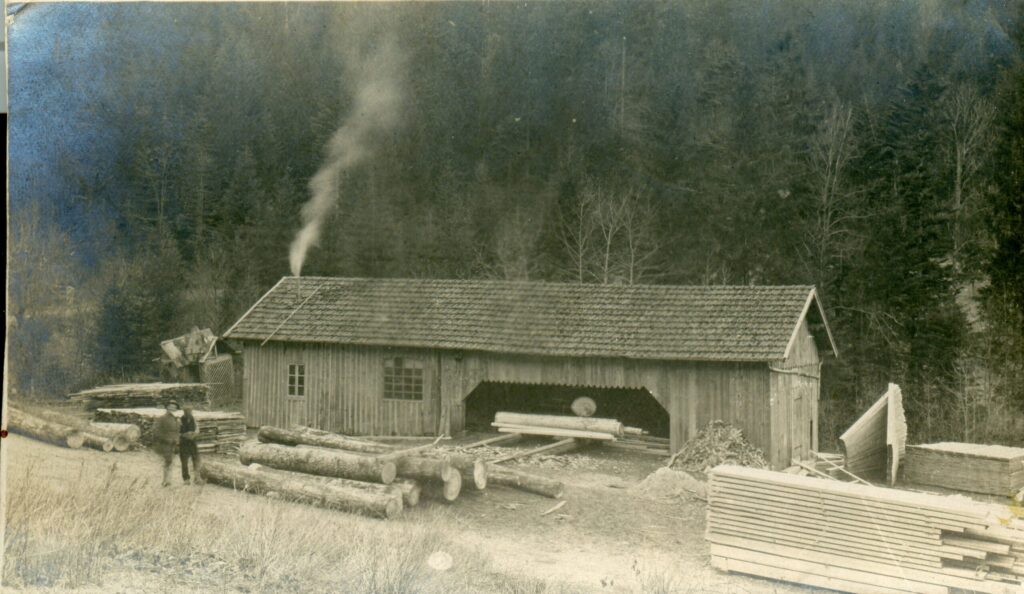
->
xmin=487 ymin=466 xmax=565 ymax=499
xmin=239 ymin=441 xmax=396 ymax=484
xmin=200 ymin=460 xmax=401 ymax=518
xmin=393 ymin=455 xmax=453 ymax=483
xmin=420 ymin=469 xmax=462 ymax=502
xmin=258 ymin=426 xmax=394 ymax=454
xmin=88 ymin=422 xmax=141 ymax=448
xmin=423 ymin=452 xmax=487 ymax=490
xmin=8 ymin=408 xmax=85 ymax=449
xmin=80 ymin=432 xmax=115 ymax=452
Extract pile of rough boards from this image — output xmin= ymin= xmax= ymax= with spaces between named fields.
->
xmin=489 ymin=411 xmax=661 ymax=461
xmin=708 ymin=465 xmax=1024 ymax=594
xmin=70 ymin=383 xmax=210 ymax=410
xmin=94 ymin=408 xmax=245 ymax=454
xmin=199 ymin=425 xmax=565 ymax=519
xmin=905 ymin=443 xmax=1024 ymax=497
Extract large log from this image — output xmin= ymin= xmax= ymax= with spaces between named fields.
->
xmin=420 ymin=468 xmax=462 ymax=502
xmin=443 ymin=453 xmax=487 ymax=490
xmin=80 ymin=432 xmax=115 ymax=452
xmin=258 ymin=426 xmax=394 ymax=454
xmin=8 ymin=408 xmax=85 ymax=449
xmin=494 ymin=412 xmax=624 ymax=436
xmin=88 ymin=422 xmax=141 ymax=449
xmin=487 ymin=466 xmax=565 ymax=499
xmin=248 ymin=463 xmax=408 ymax=508
xmin=393 ymin=455 xmax=453 ymax=482
xmin=239 ymin=442 xmax=396 ymax=484
xmin=390 ymin=479 xmax=422 ymax=507
xmin=200 ymin=460 xmax=401 ymax=518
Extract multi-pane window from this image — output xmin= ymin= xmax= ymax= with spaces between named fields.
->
xmin=383 ymin=357 xmax=423 ymax=401
xmin=288 ymin=364 xmax=305 ymax=397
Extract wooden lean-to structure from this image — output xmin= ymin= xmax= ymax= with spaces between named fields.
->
xmin=839 ymin=383 xmax=907 ymax=484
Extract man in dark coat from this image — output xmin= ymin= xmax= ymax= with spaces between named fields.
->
xmin=179 ymin=404 xmax=203 ymax=484
xmin=152 ymin=400 xmax=180 ymax=487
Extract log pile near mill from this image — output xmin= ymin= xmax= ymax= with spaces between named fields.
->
xmin=202 ymin=423 xmax=567 ymax=519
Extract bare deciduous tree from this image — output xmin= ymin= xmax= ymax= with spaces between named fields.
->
xmin=940 ymin=84 xmax=994 ymax=276
xmin=803 ymin=102 xmax=863 ymax=291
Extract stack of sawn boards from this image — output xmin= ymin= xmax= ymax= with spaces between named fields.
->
xmin=905 ymin=442 xmax=1024 ymax=496
xmin=708 ymin=465 xmax=1024 ymax=594
xmin=94 ymin=408 xmax=245 ymax=454
xmin=71 ymin=383 xmax=210 ymax=410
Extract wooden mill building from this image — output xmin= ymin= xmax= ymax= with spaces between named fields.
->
xmin=224 ymin=277 xmax=837 ymax=468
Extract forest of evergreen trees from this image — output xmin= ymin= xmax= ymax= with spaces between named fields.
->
xmin=8 ymin=1 xmax=1024 ymax=447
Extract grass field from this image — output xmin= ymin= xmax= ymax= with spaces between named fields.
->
xmin=1 ymin=432 xmax=812 ymax=593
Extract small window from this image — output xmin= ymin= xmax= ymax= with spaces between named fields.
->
xmin=383 ymin=357 xmax=423 ymax=401
xmin=288 ymin=364 xmax=305 ymax=397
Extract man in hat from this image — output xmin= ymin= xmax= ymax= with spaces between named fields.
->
xmin=152 ymin=400 xmax=180 ymax=487
xmin=178 ymin=404 xmax=203 ymax=484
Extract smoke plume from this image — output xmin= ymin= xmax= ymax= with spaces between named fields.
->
xmin=289 ymin=39 xmax=404 ymax=276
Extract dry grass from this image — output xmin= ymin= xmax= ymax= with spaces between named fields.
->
xmin=2 ymin=462 xmax=585 ymax=593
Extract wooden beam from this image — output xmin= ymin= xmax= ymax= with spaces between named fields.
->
xmin=490 ymin=438 xmax=577 ymax=464
xmin=461 ymin=433 xmax=522 ymax=449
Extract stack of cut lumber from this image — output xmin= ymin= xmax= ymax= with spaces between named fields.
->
xmin=94 ymin=408 xmax=245 ymax=453
xmin=607 ymin=434 xmax=670 ymax=456
xmin=708 ymin=465 xmax=1024 ymax=594
xmin=70 ymin=383 xmax=210 ymax=410
xmin=491 ymin=411 xmax=643 ymax=441
xmin=905 ymin=443 xmax=1024 ymax=496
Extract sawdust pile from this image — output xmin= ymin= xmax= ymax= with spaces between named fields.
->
xmin=669 ymin=420 xmax=768 ymax=473
xmin=631 ymin=467 xmax=707 ymax=501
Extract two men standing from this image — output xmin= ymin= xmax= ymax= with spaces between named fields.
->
xmin=152 ymin=400 xmax=203 ymax=486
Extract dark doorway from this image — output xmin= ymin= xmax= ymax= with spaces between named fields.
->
xmin=464 ymin=382 xmax=669 ymax=438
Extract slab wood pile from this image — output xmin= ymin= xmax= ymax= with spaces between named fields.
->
xmin=94 ymin=408 xmax=245 ymax=453
xmin=840 ymin=383 xmax=907 ymax=484
xmin=200 ymin=460 xmax=401 ymax=518
xmin=905 ymin=443 xmax=1024 ymax=496
xmin=8 ymin=408 xmax=85 ymax=449
xmin=708 ymin=465 xmax=1024 ymax=594
xmin=70 ymin=383 xmax=210 ymax=410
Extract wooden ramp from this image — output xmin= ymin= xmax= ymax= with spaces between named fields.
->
xmin=905 ymin=442 xmax=1024 ymax=496
xmin=840 ymin=383 xmax=907 ymax=484
xmin=707 ymin=465 xmax=1024 ymax=594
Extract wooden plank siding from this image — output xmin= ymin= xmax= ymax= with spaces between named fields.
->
xmin=241 ymin=341 xmax=781 ymax=465
xmin=769 ymin=318 xmax=822 ymax=468
xmin=240 ymin=341 xmax=437 ymax=436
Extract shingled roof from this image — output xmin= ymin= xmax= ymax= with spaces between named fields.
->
xmin=224 ymin=277 xmax=836 ymax=362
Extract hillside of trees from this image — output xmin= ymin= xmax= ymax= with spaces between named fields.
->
xmin=8 ymin=1 xmax=1023 ymax=447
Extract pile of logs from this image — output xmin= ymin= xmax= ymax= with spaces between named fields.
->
xmin=7 ymin=407 xmax=139 ymax=452
xmin=905 ymin=443 xmax=1024 ymax=496
xmin=201 ymin=424 xmax=566 ymax=519
xmin=94 ymin=408 xmax=245 ymax=453
xmin=708 ymin=465 xmax=1024 ymax=594
xmin=70 ymin=383 xmax=210 ymax=410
